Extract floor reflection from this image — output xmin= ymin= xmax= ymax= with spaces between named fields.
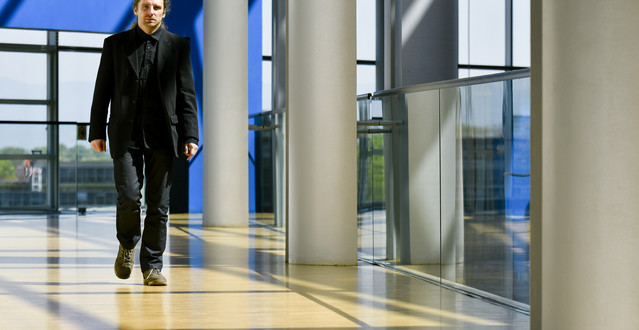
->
xmin=358 ymin=209 xmax=531 ymax=307
xmin=0 ymin=213 xmax=529 ymax=329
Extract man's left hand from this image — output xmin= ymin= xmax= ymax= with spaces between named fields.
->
xmin=183 ymin=143 xmax=199 ymax=161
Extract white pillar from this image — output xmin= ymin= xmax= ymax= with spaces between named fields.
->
xmin=202 ymin=0 xmax=248 ymax=227
xmin=532 ymin=0 xmax=639 ymax=328
xmin=287 ymin=0 xmax=357 ymax=265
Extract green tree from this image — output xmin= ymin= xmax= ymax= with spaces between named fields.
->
xmin=0 ymin=160 xmax=16 ymax=180
xmin=0 ymin=147 xmax=28 ymax=155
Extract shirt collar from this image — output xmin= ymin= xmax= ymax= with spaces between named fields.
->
xmin=135 ymin=25 xmax=164 ymax=43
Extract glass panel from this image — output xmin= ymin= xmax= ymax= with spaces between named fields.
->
xmin=369 ymin=132 xmax=386 ymax=261
xmin=0 ymin=104 xmax=47 ymax=121
xmin=77 ymin=150 xmax=116 ymax=213
xmin=357 ymin=0 xmax=376 ymax=61
xmin=58 ymin=124 xmax=79 ymax=211
xmin=459 ymin=68 xmax=504 ymax=79
xmin=0 ymin=155 xmax=49 ymax=208
xmin=440 ymin=86 xmax=463 ymax=283
xmin=357 ymin=98 xmax=374 ymax=258
xmin=362 ymin=74 xmax=531 ymax=308
xmin=272 ymin=111 xmax=286 ymax=227
xmin=357 ymin=150 xmax=371 ymax=255
xmin=402 ymin=90 xmax=441 ymax=278
xmin=58 ymin=124 xmax=115 ymax=212
xmin=456 ymin=79 xmax=530 ymax=305
xmin=0 ymin=124 xmax=48 ymax=154
xmin=508 ymin=77 xmax=531 ymax=303
xmin=459 ymin=82 xmax=509 ymax=299
xmin=0 ymin=52 xmax=47 ymax=100
xmin=0 ymin=28 xmax=47 ymax=45
xmin=458 ymin=0 xmax=469 ymax=65
xmin=357 ymin=64 xmax=376 ymax=95
xmin=58 ymin=32 xmax=109 ymax=48
xmin=262 ymin=60 xmax=272 ymax=111
xmin=469 ymin=0 xmax=505 ymax=66
xmin=357 ymin=98 xmax=387 ymax=262
xmin=513 ymin=0 xmax=531 ymax=67
xmin=0 ymin=123 xmax=50 ymax=210
xmin=262 ymin=0 xmax=273 ymax=57
xmin=59 ymin=51 xmax=101 ymax=123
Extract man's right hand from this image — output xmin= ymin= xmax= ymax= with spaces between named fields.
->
xmin=90 ymin=139 xmax=106 ymax=153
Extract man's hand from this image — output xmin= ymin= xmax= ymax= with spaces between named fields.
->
xmin=90 ymin=139 xmax=106 ymax=153
xmin=184 ymin=143 xmax=198 ymax=161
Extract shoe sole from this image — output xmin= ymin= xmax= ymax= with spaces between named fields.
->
xmin=144 ymin=280 xmax=167 ymax=286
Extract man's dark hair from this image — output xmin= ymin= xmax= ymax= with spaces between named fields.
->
xmin=130 ymin=0 xmax=172 ymax=29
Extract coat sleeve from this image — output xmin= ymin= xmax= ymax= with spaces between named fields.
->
xmin=88 ymin=37 xmax=115 ymax=142
xmin=175 ymin=37 xmax=199 ymax=146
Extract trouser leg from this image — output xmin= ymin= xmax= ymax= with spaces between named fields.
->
xmin=112 ymin=148 xmax=145 ymax=250
xmin=139 ymin=148 xmax=173 ymax=273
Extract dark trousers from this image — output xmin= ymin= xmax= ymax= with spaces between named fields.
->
xmin=113 ymin=147 xmax=173 ymax=273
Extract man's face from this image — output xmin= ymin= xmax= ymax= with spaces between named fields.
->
xmin=134 ymin=0 xmax=166 ymax=32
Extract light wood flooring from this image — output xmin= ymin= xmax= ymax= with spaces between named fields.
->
xmin=0 ymin=213 xmax=529 ymax=329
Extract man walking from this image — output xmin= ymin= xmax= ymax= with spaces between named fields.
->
xmin=89 ymin=0 xmax=199 ymax=286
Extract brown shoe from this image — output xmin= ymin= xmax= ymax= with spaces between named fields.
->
xmin=114 ymin=245 xmax=134 ymax=279
xmin=143 ymin=268 xmax=167 ymax=286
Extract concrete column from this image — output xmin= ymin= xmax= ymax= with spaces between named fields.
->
xmin=202 ymin=0 xmax=248 ymax=227
xmin=531 ymin=1 xmax=639 ymax=328
xmin=287 ymin=0 xmax=357 ymax=265
xmin=395 ymin=0 xmax=458 ymax=87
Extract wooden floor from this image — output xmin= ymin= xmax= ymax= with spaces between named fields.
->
xmin=0 ymin=213 xmax=529 ymax=329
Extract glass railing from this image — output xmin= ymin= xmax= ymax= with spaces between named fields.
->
xmin=0 ymin=121 xmax=115 ymax=213
xmin=357 ymin=69 xmax=531 ymax=312
xmin=249 ymin=109 xmax=287 ymax=227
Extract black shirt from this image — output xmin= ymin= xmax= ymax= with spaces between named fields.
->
xmin=131 ymin=25 xmax=168 ymax=150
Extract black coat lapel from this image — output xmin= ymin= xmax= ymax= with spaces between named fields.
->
xmin=126 ymin=29 xmax=139 ymax=78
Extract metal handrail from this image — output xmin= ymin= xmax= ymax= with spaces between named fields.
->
xmin=357 ymin=128 xmax=391 ymax=134
xmin=373 ymin=69 xmax=530 ymax=98
xmin=357 ymin=120 xmax=403 ymax=127
xmin=249 ymin=124 xmax=279 ymax=132
xmin=248 ymin=108 xmax=286 ymax=119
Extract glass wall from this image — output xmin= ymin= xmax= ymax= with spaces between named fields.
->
xmin=357 ymin=70 xmax=530 ymax=311
xmin=458 ymin=0 xmax=531 ymax=77
xmin=357 ymin=0 xmax=376 ymax=94
xmin=0 ymin=27 xmax=115 ymax=213
xmin=357 ymin=97 xmax=387 ymax=260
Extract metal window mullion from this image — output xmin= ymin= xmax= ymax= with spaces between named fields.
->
xmin=47 ymin=31 xmax=59 ymax=211
xmin=0 ymin=43 xmax=55 ymax=53
xmin=0 ymin=99 xmax=50 ymax=105
xmin=505 ymin=0 xmax=513 ymax=68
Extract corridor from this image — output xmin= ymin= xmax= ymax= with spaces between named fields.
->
xmin=0 ymin=213 xmax=529 ymax=329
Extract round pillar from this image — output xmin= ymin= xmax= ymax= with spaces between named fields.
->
xmin=532 ymin=1 xmax=639 ymax=328
xmin=202 ymin=0 xmax=248 ymax=227
xmin=287 ymin=0 xmax=357 ymax=265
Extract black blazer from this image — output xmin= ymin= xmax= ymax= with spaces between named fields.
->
xmin=89 ymin=28 xmax=199 ymax=159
